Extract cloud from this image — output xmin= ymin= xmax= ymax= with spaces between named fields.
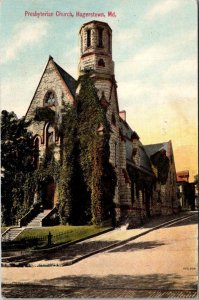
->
xmin=59 ymin=46 xmax=79 ymax=78
xmin=114 ymin=28 xmax=142 ymax=45
xmin=116 ymin=43 xmax=174 ymax=78
xmin=1 ymin=21 xmax=49 ymax=65
xmin=1 ymin=72 xmax=42 ymax=117
xmin=164 ymin=57 xmax=197 ymax=80
xmin=144 ymin=0 xmax=186 ymax=21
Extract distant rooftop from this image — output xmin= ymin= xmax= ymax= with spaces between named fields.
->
xmin=176 ymin=170 xmax=189 ymax=182
xmin=144 ymin=142 xmax=168 ymax=158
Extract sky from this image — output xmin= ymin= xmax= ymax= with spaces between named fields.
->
xmin=1 ymin=0 xmax=197 ymax=181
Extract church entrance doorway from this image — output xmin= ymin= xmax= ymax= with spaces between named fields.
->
xmin=41 ymin=176 xmax=56 ymax=209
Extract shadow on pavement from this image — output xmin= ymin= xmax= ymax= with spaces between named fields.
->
xmin=109 ymin=240 xmax=165 ymax=252
xmin=141 ymin=213 xmax=198 ymax=229
xmin=167 ymin=214 xmax=198 ymax=228
xmin=3 ymin=240 xmax=119 ymax=265
xmin=2 ymin=273 xmax=197 ymax=298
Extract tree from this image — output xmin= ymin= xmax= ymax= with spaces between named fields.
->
xmin=1 ymin=110 xmax=35 ymax=225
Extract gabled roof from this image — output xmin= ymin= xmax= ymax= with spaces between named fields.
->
xmin=144 ymin=142 xmax=168 ymax=158
xmin=53 ymin=61 xmax=77 ymax=97
xmin=25 ymin=56 xmax=77 ymax=119
xmin=120 ymin=117 xmax=153 ymax=174
xmin=139 ymin=146 xmax=153 ymax=171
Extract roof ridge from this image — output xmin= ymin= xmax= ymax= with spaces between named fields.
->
xmin=52 ymin=60 xmax=77 ymax=97
xmin=53 ymin=61 xmax=76 ymax=82
xmin=144 ymin=141 xmax=168 ymax=147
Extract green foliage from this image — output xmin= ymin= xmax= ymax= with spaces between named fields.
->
xmin=15 ymin=225 xmax=110 ymax=249
xmin=76 ymin=74 xmax=116 ymax=225
xmin=56 ymin=74 xmax=118 ymax=226
xmin=1 ymin=75 xmax=117 ymax=227
xmin=34 ymin=107 xmax=55 ymax=123
xmin=1 ymin=110 xmax=35 ymax=225
xmin=58 ymin=104 xmax=77 ymax=224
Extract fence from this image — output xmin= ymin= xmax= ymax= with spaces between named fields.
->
xmin=2 ymin=230 xmax=72 ymax=251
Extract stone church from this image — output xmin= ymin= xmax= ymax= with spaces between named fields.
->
xmin=24 ymin=20 xmax=180 ymax=227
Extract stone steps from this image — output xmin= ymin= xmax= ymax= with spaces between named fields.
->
xmin=26 ymin=210 xmax=51 ymax=228
xmin=2 ymin=228 xmax=25 ymax=242
xmin=2 ymin=210 xmax=52 ymax=241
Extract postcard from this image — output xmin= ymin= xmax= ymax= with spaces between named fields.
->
xmin=1 ymin=0 xmax=198 ymax=298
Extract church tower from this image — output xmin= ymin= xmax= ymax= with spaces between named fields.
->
xmin=78 ymin=20 xmax=114 ymax=78
xmin=78 ymin=21 xmax=130 ymax=211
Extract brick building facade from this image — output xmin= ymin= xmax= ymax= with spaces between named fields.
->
xmin=25 ymin=20 xmax=180 ymax=227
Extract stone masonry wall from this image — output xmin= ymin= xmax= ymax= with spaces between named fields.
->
xmin=26 ymin=59 xmax=74 ymax=162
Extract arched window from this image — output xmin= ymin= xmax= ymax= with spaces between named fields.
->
xmin=34 ymin=137 xmax=40 ymax=169
xmin=98 ymin=28 xmax=103 ymax=48
xmin=87 ymin=29 xmax=91 ymax=47
xmin=44 ymin=90 xmax=57 ymax=107
xmin=44 ymin=123 xmax=55 ymax=163
xmin=111 ymin=113 xmax=116 ymax=126
xmin=98 ymin=59 xmax=105 ymax=67
xmin=108 ymin=32 xmax=111 ymax=52
xmin=45 ymin=124 xmax=55 ymax=148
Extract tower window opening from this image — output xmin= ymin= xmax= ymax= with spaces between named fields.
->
xmin=98 ymin=59 xmax=105 ymax=67
xmin=98 ymin=28 xmax=103 ymax=48
xmin=108 ymin=32 xmax=111 ymax=52
xmin=87 ymin=29 xmax=91 ymax=47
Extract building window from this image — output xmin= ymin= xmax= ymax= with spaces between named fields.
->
xmin=44 ymin=91 xmax=56 ymax=106
xmin=87 ymin=29 xmax=91 ymax=47
xmin=98 ymin=59 xmax=105 ymax=67
xmin=108 ymin=32 xmax=111 ymax=52
xmin=98 ymin=28 xmax=103 ymax=48
xmin=111 ymin=113 xmax=116 ymax=126
xmin=34 ymin=137 xmax=40 ymax=169
xmin=45 ymin=124 xmax=55 ymax=163
xmin=114 ymin=141 xmax=117 ymax=167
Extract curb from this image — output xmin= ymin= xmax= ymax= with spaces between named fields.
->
xmin=2 ymin=213 xmax=196 ymax=267
xmin=60 ymin=213 xmax=197 ymax=266
xmin=2 ymin=227 xmax=114 ymax=262
xmin=29 ymin=213 xmax=197 ymax=267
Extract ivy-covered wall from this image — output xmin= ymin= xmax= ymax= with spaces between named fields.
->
xmin=31 ymin=74 xmax=117 ymax=226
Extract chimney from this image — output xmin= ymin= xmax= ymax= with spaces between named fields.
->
xmin=119 ymin=110 xmax=126 ymax=121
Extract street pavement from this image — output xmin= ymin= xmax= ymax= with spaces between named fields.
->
xmin=2 ymin=212 xmax=198 ymax=298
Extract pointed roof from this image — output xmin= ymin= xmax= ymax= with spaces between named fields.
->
xmin=53 ymin=61 xmax=77 ymax=97
xmin=144 ymin=142 xmax=168 ymax=158
xmin=25 ymin=56 xmax=77 ymax=119
xmin=120 ymin=117 xmax=153 ymax=174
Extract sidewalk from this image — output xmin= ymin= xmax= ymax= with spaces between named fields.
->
xmin=2 ymin=211 xmax=197 ymax=267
